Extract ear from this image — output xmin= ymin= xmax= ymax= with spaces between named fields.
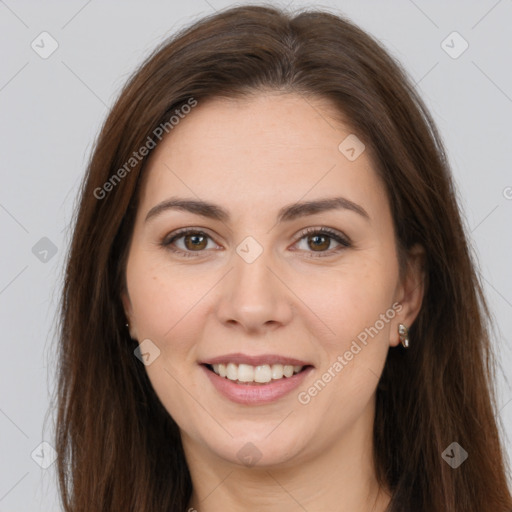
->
xmin=390 ymin=243 xmax=425 ymax=347
xmin=121 ymin=289 xmax=138 ymax=340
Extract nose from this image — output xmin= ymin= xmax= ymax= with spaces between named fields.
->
xmin=215 ymin=245 xmax=294 ymax=334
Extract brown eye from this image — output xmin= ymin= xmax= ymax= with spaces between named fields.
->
xmin=183 ymin=233 xmax=208 ymax=251
xmin=294 ymin=227 xmax=351 ymax=257
xmin=307 ymin=233 xmax=331 ymax=251
xmin=162 ymin=229 xmax=217 ymax=257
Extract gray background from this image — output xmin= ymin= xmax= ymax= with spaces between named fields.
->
xmin=1 ymin=0 xmax=511 ymax=510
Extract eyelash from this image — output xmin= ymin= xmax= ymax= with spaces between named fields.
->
xmin=161 ymin=227 xmax=351 ymax=259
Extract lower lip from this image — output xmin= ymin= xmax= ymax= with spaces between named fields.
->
xmin=201 ymin=365 xmax=314 ymax=405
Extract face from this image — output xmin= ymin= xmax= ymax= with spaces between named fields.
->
xmin=122 ymin=92 xmax=423 ymax=469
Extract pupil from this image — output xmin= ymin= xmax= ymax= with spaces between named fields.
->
xmin=186 ymin=234 xmax=206 ymax=250
xmin=310 ymin=234 xmax=329 ymax=251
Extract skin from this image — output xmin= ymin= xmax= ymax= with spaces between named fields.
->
xmin=122 ymin=92 xmax=424 ymax=512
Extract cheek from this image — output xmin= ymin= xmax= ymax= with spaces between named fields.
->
xmin=125 ymin=254 xmax=209 ymax=423
xmin=295 ymin=279 xmax=394 ymax=434
xmin=297 ymin=261 xmax=397 ymax=410
xmin=126 ymin=250 xmax=208 ymax=340
xmin=294 ymin=258 xmax=398 ymax=348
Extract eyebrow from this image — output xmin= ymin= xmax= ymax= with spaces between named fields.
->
xmin=145 ymin=196 xmax=370 ymax=224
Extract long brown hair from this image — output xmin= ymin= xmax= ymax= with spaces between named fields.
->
xmin=56 ymin=5 xmax=512 ymax=511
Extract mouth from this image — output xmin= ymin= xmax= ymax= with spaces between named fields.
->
xmin=202 ymin=362 xmax=313 ymax=385
xmin=200 ymin=358 xmax=315 ymax=405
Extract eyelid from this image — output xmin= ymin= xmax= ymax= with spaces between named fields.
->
xmin=163 ymin=226 xmax=215 ymax=243
xmin=296 ymin=226 xmax=351 ymax=245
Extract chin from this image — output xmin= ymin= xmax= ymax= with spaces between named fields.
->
xmin=204 ymin=430 xmax=309 ymax=469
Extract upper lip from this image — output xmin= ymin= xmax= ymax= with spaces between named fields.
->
xmin=201 ymin=353 xmax=313 ymax=367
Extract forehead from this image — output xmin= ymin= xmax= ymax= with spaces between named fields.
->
xmin=149 ymin=92 xmax=353 ymax=162
xmin=138 ymin=93 xmax=386 ymax=220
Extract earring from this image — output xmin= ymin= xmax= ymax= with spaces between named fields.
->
xmin=398 ymin=323 xmax=409 ymax=348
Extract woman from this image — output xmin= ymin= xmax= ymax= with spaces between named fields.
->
xmin=55 ymin=5 xmax=512 ymax=511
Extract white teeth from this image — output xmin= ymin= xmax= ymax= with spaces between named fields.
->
xmin=283 ymin=365 xmax=294 ymax=378
xmin=238 ymin=364 xmax=254 ymax=382
xmin=226 ymin=363 xmax=238 ymax=380
xmin=271 ymin=364 xmax=283 ymax=379
xmin=210 ymin=362 xmax=304 ymax=383
xmin=254 ymin=365 xmax=272 ymax=383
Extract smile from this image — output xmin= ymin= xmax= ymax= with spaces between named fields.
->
xmin=201 ymin=357 xmax=314 ymax=405
xmin=208 ymin=362 xmax=305 ymax=384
